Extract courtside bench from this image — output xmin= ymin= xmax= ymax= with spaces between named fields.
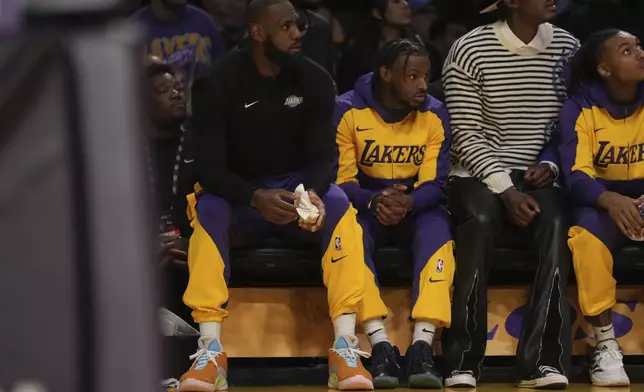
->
xmin=163 ymin=236 xmax=644 ymax=385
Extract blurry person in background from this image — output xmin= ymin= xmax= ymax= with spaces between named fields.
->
xmin=291 ymin=0 xmax=336 ymax=75
xmin=424 ymin=17 xmax=470 ymax=102
xmin=559 ymin=29 xmax=644 ymax=388
xmin=558 ymin=0 xmax=643 ymax=44
xmin=145 ymin=61 xmax=196 ymax=267
xmin=133 ymin=0 xmax=226 ymax=111
xmin=201 ymin=0 xmax=248 ymax=49
xmin=409 ymin=0 xmax=437 ymax=43
xmin=335 ymin=0 xmax=425 ymax=94
xmin=426 ymin=18 xmax=469 ymax=81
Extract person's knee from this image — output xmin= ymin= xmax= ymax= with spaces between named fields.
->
xmin=196 ymin=194 xmax=232 ymax=225
xmin=414 ymin=208 xmax=452 ymax=243
xmin=322 ymin=184 xmax=351 ymax=214
xmin=467 ymin=207 xmax=499 ymax=228
xmin=542 ymin=208 xmax=567 ymax=233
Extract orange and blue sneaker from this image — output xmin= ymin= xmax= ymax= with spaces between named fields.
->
xmin=178 ymin=338 xmax=228 ymax=391
xmin=328 ymin=335 xmax=374 ymax=390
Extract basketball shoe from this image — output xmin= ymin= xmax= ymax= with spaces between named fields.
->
xmin=518 ymin=365 xmax=569 ymax=389
xmin=369 ymin=341 xmax=401 ymax=389
xmin=404 ymin=341 xmax=442 ymax=389
xmin=590 ymin=341 xmax=630 ymax=387
xmin=328 ymin=335 xmax=374 ymax=390
xmin=179 ymin=338 xmax=228 ymax=391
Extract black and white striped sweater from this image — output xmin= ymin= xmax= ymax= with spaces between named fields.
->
xmin=442 ymin=20 xmax=579 ymax=194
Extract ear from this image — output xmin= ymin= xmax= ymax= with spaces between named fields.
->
xmin=379 ymin=66 xmax=392 ymax=83
xmin=372 ymin=7 xmax=383 ymax=21
xmin=597 ymin=63 xmax=611 ymax=78
xmin=250 ymin=22 xmax=266 ymax=42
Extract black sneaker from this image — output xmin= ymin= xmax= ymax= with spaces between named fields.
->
xmin=369 ymin=341 xmax=401 ymax=389
xmin=404 ymin=341 xmax=442 ymax=389
xmin=518 ymin=366 xmax=569 ymax=389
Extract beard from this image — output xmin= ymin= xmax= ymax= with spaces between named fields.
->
xmin=264 ymin=37 xmax=304 ymax=70
xmin=389 ymin=86 xmax=420 ymax=111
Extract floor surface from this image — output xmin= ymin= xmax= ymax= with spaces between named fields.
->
xmin=226 ymin=386 xmax=641 ymax=392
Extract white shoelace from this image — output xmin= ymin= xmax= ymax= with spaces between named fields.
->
xmin=330 ymin=347 xmax=371 ymax=368
xmin=190 ymin=347 xmax=223 ymax=371
xmin=538 ymin=365 xmax=561 ymax=375
xmin=450 ymin=370 xmax=474 ymax=378
xmin=595 ymin=348 xmax=624 ymax=371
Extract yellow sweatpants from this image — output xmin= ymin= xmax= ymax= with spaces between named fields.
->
xmin=183 ymin=186 xmax=366 ymax=323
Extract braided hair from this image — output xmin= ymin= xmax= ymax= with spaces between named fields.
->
xmin=567 ymin=29 xmax=622 ymax=95
xmin=376 ymin=38 xmax=428 ymax=76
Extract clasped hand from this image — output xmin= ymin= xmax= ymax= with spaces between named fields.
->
xmin=373 ymin=184 xmax=415 ymax=226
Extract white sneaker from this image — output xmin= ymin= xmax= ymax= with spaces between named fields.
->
xmin=444 ymin=370 xmax=476 ymax=388
xmin=518 ymin=366 xmax=569 ymax=389
xmin=590 ymin=343 xmax=630 ymax=387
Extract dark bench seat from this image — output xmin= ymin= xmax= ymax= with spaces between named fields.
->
xmin=228 ymin=237 xmax=644 ymax=288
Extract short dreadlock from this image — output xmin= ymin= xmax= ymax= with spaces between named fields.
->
xmin=375 ymin=38 xmax=429 ymax=77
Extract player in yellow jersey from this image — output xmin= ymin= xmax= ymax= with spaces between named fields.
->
xmin=335 ymin=39 xmax=454 ymax=389
xmin=559 ymin=29 xmax=644 ymax=387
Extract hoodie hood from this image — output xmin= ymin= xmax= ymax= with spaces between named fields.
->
xmin=354 ymin=73 xmax=415 ymax=124
xmin=578 ymin=82 xmax=644 ymax=120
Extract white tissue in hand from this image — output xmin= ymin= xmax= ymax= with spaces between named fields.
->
xmin=295 ymin=184 xmax=319 ymax=223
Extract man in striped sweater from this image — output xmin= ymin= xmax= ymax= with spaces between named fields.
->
xmin=441 ymin=0 xmax=579 ymax=389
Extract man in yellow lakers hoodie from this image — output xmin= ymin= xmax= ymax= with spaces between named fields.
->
xmin=559 ymin=28 xmax=644 ymax=388
xmin=334 ymin=39 xmax=454 ymax=390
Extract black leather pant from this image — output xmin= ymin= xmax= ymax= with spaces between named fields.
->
xmin=442 ymin=176 xmax=572 ymax=380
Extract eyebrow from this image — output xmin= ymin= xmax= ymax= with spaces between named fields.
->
xmin=279 ymin=13 xmax=298 ymax=24
xmin=618 ymin=42 xmax=631 ymax=50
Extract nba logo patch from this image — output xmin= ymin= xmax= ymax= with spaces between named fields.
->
xmin=334 ymin=236 xmax=342 ymax=251
xmin=436 ymin=258 xmax=444 ymax=273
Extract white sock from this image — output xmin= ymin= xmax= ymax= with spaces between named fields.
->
xmin=200 ymin=322 xmax=222 ymax=343
xmin=362 ymin=318 xmax=389 ymax=346
xmin=413 ymin=321 xmax=436 ymax=346
xmin=594 ymin=324 xmax=619 ymax=350
xmin=333 ymin=313 xmax=357 ymax=340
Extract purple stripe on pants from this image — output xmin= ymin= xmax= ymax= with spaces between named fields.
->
xmin=359 ymin=207 xmax=452 ymax=315
xmin=572 ymin=206 xmax=630 ymax=252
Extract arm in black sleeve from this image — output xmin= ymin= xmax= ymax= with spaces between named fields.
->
xmin=302 ymin=68 xmax=336 ymax=197
xmin=192 ymin=71 xmax=257 ymax=205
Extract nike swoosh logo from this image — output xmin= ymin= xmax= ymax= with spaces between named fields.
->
xmin=600 ymin=327 xmax=613 ymax=334
xmin=367 ymin=328 xmax=383 ymax=337
xmin=356 ymin=126 xmax=373 ymax=132
xmin=594 ymin=128 xmax=606 ymax=133
xmin=422 ymin=328 xmax=434 ymax=334
xmin=331 ymin=255 xmax=347 ymax=263
xmin=429 ymin=278 xmax=445 ymax=283
xmin=184 ymin=159 xmax=195 ymax=164
xmin=245 ymin=101 xmax=259 ymax=109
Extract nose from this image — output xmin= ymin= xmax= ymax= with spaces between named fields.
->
xmin=170 ymin=87 xmax=182 ymax=100
xmin=418 ymin=77 xmax=428 ymax=91
xmin=292 ymin=25 xmax=303 ymax=40
xmin=637 ymin=46 xmax=644 ymax=61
